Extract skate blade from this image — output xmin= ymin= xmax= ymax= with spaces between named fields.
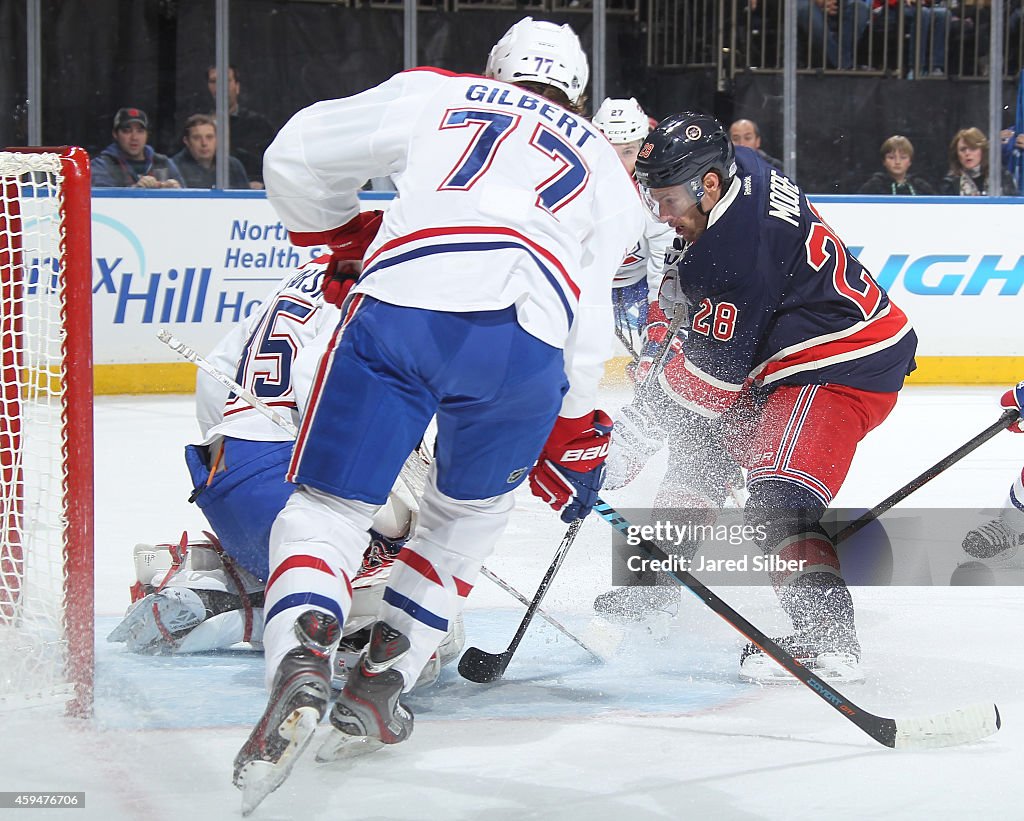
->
xmin=739 ymin=655 xmax=865 ymax=686
xmin=315 ymin=728 xmax=384 ymax=763
xmin=237 ymin=706 xmax=320 ymax=817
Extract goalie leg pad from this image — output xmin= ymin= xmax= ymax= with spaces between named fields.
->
xmin=107 ymin=587 xmax=207 ymax=652
xmin=185 ymin=437 xmax=295 ymax=582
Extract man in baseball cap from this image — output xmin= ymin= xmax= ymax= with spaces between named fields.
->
xmin=92 ymin=106 xmax=184 ymax=188
xmin=113 ymin=107 xmax=149 ymax=130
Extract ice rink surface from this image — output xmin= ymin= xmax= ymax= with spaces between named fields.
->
xmin=3 ymin=384 xmax=1024 ymax=820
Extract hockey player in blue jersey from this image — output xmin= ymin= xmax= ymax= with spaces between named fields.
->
xmin=605 ymin=111 xmax=918 ymax=683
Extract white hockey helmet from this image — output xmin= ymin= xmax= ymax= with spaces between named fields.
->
xmin=485 ymin=17 xmax=589 ymax=106
xmin=593 ymin=97 xmax=650 ymax=144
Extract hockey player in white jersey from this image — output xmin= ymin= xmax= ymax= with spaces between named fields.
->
xmin=592 ymin=97 xmax=676 ymax=373
xmin=961 ymin=381 xmax=1024 ymax=562
xmin=107 ymin=253 xmax=462 ymax=685
xmin=232 ymin=17 xmax=645 ymax=812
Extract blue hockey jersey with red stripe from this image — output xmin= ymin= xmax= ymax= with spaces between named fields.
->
xmin=661 ymin=146 xmax=917 ymax=418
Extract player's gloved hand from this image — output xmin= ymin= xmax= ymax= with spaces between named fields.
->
xmin=529 ymin=410 xmax=613 ymax=522
xmin=312 ymin=210 xmax=384 ymax=307
xmin=635 ymin=301 xmax=683 ymax=384
xmin=604 ymin=404 xmax=665 ymax=491
xmin=1000 ymin=380 xmax=1024 ymax=432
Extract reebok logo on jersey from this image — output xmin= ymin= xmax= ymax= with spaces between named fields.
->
xmin=507 ymin=467 xmax=529 ymax=483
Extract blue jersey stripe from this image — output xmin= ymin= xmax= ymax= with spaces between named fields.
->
xmin=265 ymin=592 xmax=345 ymax=627
xmin=362 ymin=240 xmax=575 ymax=330
xmin=382 ymin=587 xmax=449 ymax=632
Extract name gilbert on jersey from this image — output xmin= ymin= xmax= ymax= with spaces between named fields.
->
xmin=465 ymin=83 xmax=598 ymax=149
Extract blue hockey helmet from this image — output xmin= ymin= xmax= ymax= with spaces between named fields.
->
xmin=634 ymin=111 xmax=736 ymax=209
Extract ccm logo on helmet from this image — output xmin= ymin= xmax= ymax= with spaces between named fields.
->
xmin=638 ymin=142 xmax=654 ymax=159
xmin=558 ymin=444 xmax=610 ymax=462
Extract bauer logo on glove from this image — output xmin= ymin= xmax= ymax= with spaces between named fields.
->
xmin=558 ymin=442 xmax=610 ymax=463
xmin=528 ymin=410 xmax=613 ymax=522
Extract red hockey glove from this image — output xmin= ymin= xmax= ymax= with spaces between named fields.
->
xmin=1001 ymin=380 xmax=1024 ymax=433
xmin=298 ymin=210 xmax=383 ymax=308
xmin=529 ymin=410 xmax=613 ymax=522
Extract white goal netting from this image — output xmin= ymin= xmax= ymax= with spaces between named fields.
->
xmin=0 ymin=150 xmax=91 ymax=713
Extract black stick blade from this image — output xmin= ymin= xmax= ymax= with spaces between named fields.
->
xmin=458 ymin=646 xmax=510 ymax=683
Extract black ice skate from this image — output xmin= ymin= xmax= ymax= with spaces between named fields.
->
xmin=233 ymin=610 xmax=340 ymax=816
xmin=738 ymin=626 xmax=863 ymax=685
xmin=316 ymin=620 xmax=414 ymax=762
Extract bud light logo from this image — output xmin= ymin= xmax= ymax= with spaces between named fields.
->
xmin=845 ymin=248 xmax=1024 ymax=296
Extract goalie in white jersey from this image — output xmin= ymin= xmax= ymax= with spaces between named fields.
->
xmin=232 ymin=17 xmax=645 ymax=812
xmin=107 ymin=254 xmax=461 ymax=685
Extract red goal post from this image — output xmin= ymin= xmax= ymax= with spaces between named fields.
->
xmin=0 ymin=147 xmax=94 ymax=717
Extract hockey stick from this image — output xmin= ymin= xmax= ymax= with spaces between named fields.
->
xmin=478 ymin=566 xmax=605 ymax=661
xmin=832 ymin=407 xmax=1021 ymax=545
xmin=459 ymin=518 xmax=584 ymax=683
xmin=635 ymin=306 xmax=688 ymax=396
xmin=614 ymin=326 xmax=641 ymax=364
xmin=612 ymin=289 xmax=641 ymax=364
xmin=594 ymin=499 xmax=1000 ymax=749
xmin=158 ymin=328 xmax=600 ymax=656
xmin=158 ymin=329 xmax=299 ymax=437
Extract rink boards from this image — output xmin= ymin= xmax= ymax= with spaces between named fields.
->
xmin=79 ymin=191 xmax=1024 ymax=393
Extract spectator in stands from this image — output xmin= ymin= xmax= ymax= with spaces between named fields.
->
xmin=1001 ymin=125 xmax=1024 ymax=193
xmin=206 ymin=65 xmax=275 ymax=188
xmin=797 ymin=0 xmax=871 ymax=70
xmin=940 ymin=127 xmax=1019 ymax=196
xmin=1010 ymin=1 xmax=1024 ymax=74
xmin=92 ymin=108 xmax=185 ymax=189
xmin=171 ymin=114 xmax=250 ymax=189
xmin=858 ymin=135 xmax=936 ymax=194
xmin=872 ymin=0 xmax=948 ymax=78
xmin=729 ymin=118 xmax=784 ymax=170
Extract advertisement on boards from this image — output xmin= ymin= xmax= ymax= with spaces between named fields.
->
xmin=87 ymin=192 xmax=1022 ymax=390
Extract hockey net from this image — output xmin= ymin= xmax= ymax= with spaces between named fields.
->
xmin=0 ymin=148 xmax=93 ymax=716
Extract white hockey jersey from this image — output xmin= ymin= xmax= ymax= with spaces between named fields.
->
xmin=196 ymin=256 xmax=339 ymax=444
xmin=612 ymin=208 xmax=676 ymax=301
xmin=263 ymin=68 xmax=645 ymax=418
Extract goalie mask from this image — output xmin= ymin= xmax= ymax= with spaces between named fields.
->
xmin=634 ymin=111 xmax=736 ymax=216
xmin=592 ymin=97 xmax=650 ymax=145
xmin=485 ymin=17 xmax=589 ymax=106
